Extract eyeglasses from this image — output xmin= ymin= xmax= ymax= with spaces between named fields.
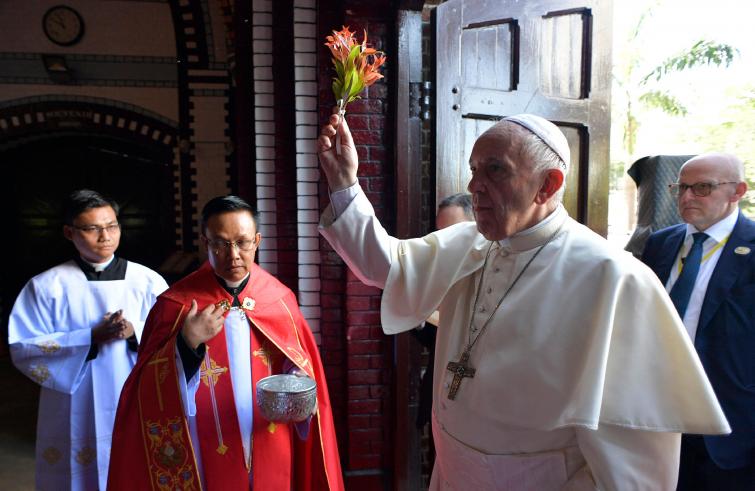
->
xmin=668 ymin=181 xmax=738 ymax=197
xmin=204 ymin=237 xmax=258 ymax=254
xmin=72 ymin=223 xmax=121 ymax=235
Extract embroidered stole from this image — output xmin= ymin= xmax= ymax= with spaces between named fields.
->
xmin=136 ymin=306 xmax=302 ymax=491
xmin=195 ymin=312 xmax=294 ymax=490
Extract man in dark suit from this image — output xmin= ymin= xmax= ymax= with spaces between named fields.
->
xmin=641 ymin=152 xmax=755 ymax=490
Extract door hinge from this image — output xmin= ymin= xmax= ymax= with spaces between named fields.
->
xmin=409 ymin=81 xmax=432 ymax=121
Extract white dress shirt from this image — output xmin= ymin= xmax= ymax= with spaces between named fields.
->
xmin=665 ymin=208 xmax=739 ymax=342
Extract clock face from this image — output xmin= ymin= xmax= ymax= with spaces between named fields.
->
xmin=43 ymin=6 xmax=84 ymax=47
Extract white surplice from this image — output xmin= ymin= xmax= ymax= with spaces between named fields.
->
xmin=320 ymin=187 xmax=730 ymax=490
xmin=8 ymin=260 xmax=167 ymax=491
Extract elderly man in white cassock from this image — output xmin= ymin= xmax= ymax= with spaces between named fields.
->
xmin=317 ymin=112 xmax=731 ymax=490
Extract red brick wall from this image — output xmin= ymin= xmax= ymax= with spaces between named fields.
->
xmin=318 ymin=2 xmax=395 ymax=488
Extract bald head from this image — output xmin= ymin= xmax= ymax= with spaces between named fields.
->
xmin=681 ymin=152 xmax=744 ymax=181
xmin=676 ymin=152 xmax=747 ymax=231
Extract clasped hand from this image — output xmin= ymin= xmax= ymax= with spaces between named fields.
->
xmin=91 ymin=310 xmax=135 ymax=344
xmin=181 ymin=299 xmax=226 ymax=350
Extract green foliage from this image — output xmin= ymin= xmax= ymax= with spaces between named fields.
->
xmin=638 ymin=90 xmax=688 ymax=115
xmin=613 ymin=4 xmax=739 ymax=167
xmin=623 ymin=111 xmax=638 ymax=156
xmin=331 ymin=45 xmax=366 ymax=105
xmin=690 ymin=86 xmax=755 ymax=217
xmin=609 ymin=160 xmax=626 ymax=190
xmin=641 ymin=41 xmax=739 ymax=84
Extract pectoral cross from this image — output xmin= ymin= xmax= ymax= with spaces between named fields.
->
xmin=445 ymin=348 xmax=476 ymax=400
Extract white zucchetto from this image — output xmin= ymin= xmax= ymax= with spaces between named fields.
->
xmin=504 ymin=114 xmax=570 ymax=172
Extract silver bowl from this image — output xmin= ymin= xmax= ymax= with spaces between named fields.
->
xmin=256 ymin=374 xmax=317 ymax=423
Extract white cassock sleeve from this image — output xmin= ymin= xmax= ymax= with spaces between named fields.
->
xmin=576 ymin=424 xmax=680 ymax=490
xmin=175 ymin=345 xmax=201 ymax=417
xmin=9 ymin=280 xmax=91 ymax=394
xmin=320 ymin=184 xmax=395 ymax=289
xmin=321 ymin=185 xmax=487 ymax=333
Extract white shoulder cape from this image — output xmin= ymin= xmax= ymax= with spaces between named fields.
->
xmin=320 ymin=190 xmax=729 ymax=437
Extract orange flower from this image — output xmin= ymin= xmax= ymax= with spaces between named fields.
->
xmin=324 ymin=26 xmax=355 ymax=64
xmin=356 ymin=51 xmax=386 ymax=86
xmin=325 ymin=26 xmax=387 ymax=110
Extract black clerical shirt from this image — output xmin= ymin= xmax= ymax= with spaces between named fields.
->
xmin=176 ymin=274 xmax=251 ymax=381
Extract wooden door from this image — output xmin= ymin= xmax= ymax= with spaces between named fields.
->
xmin=435 ymin=0 xmax=613 ymax=234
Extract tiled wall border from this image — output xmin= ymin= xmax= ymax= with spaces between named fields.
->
xmin=292 ymin=0 xmax=321 ymax=336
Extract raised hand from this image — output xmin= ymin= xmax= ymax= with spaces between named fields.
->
xmin=181 ymin=299 xmax=226 ymax=350
xmin=317 ymin=111 xmax=359 ymax=191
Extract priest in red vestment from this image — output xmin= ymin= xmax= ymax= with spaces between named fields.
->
xmin=108 ymin=195 xmax=343 ymax=491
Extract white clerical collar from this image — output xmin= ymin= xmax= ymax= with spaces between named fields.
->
xmin=83 ymin=255 xmax=115 ymax=272
xmin=685 ymin=207 xmax=738 ymax=244
xmin=496 ymin=204 xmax=567 ymax=253
xmin=224 ymin=273 xmax=250 ymax=289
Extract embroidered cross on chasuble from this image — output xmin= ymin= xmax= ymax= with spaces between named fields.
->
xmin=199 ymin=354 xmax=230 ymax=454
xmin=195 ymin=311 xmax=269 ymax=478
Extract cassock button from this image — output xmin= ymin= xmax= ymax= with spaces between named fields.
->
xmin=494 ymin=267 xmax=501 ymax=273
xmin=486 ymin=287 xmax=492 ymax=294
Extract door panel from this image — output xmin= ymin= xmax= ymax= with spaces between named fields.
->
xmin=436 ymin=0 xmax=612 ymax=234
xmin=461 ymin=22 xmax=516 ymax=92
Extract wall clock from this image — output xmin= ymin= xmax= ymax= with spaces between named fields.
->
xmin=43 ymin=5 xmax=85 ymax=47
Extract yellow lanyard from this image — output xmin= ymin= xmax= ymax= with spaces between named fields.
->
xmin=676 ymin=234 xmax=730 ymax=274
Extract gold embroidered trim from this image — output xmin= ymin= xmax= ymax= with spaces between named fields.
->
xmin=144 ymin=418 xmax=198 ymax=490
xmin=216 ymin=299 xmax=231 ymax=312
xmin=148 ymin=351 xmax=170 ymax=412
xmin=200 ymin=356 xmax=228 ymax=387
xmin=252 ymin=346 xmax=271 ymax=368
xmin=36 ymin=340 xmax=61 ymax=354
xmin=278 ymin=299 xmax=312 ymax=373
xmin=75 ymin=446 xmax=96 ymax=466
xmin=30 ymin=364 xmax=50 ymax=384
xmin=42 ymin=446 xmax=61 ymax=465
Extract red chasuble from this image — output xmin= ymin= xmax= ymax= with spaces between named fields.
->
xmin=108 ymin=262 xmax=343 ymax=491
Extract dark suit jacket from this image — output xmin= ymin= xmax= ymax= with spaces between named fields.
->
xmin=641 ymin=212 xmax=755 ymax=469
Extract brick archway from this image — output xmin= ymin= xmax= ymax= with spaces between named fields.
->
xmin=0 ymin=96 xmax=178 ymax=151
